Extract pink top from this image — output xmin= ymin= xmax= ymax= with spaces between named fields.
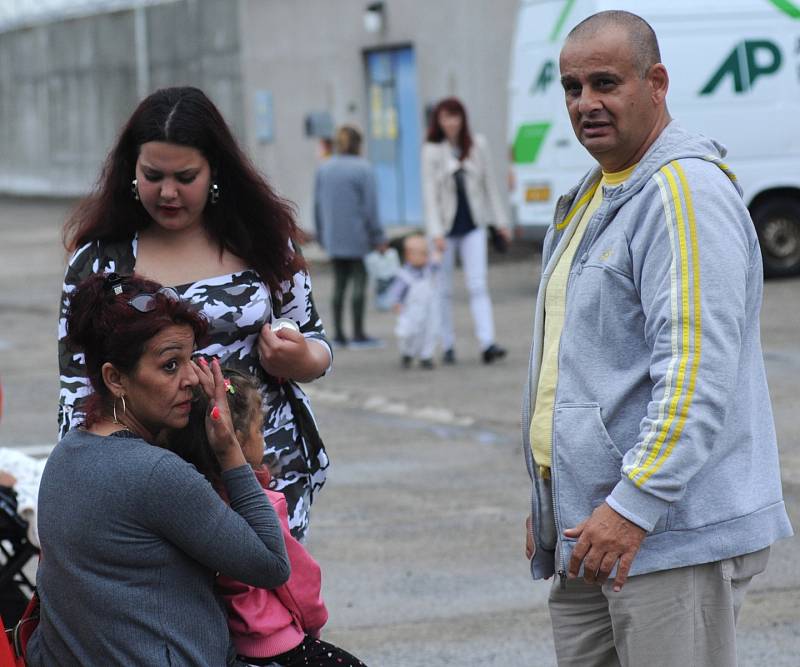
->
xmin=217 ymin=469 xmax=328 ymax=658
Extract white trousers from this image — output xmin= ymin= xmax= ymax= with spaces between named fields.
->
xmin=439 ymin=227 xmax=495 ymax=350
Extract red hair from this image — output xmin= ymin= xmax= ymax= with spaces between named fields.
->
xmin=65 ymin=272 xmax=209 ymax=428
xmin=426 ymin=97 xmax=473 ymax=159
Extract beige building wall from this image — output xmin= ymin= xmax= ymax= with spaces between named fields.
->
xmin=0 ymin=0 xmax=520 ymax=232
xmin=238 ymin=0 xmax=518 ymax=229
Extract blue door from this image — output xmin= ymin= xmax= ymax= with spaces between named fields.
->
xmin=366 ymin=47 xmax=422 ymax=227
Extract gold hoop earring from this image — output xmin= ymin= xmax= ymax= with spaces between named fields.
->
xmin=113 ymin=395 xmax=127 ymax=424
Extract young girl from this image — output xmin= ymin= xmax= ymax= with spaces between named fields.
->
xmin=170 ymin=368 xmax=367 ymax=667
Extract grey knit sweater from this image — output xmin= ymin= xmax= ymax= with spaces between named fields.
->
xmin=27 ymin=429 xmax=290 ymax=666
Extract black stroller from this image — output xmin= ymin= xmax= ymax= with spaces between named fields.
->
xmin=0 ymin=485 xmax=38 ymax=627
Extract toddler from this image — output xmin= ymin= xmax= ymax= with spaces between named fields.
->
xmin=170 ymin=369 xmax=367 ymax=667
xmin=386 ymin=233 xmax=441 ymax=369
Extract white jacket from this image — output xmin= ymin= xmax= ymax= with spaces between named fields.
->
xmin=421 ymin=134 xmax=509 ymax=238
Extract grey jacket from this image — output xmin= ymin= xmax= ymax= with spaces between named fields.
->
xmin=28 ymin=429 xmax=290 ymax=666
xmin=314 ymin=155 xmax=385 ymax=258
xmin=523 ymin=122 xmax=793 ymax=580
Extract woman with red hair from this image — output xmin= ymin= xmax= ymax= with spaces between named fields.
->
xmin=421 ymin=97 xmax=510 ymax=365
xmin=29 ymin=272 xmax=290 ymax=666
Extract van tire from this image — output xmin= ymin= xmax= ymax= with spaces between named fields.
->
xmin=751 ymin=196 xmax=800 ymax=278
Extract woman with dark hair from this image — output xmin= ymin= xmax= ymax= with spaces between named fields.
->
xmin=58 ymin=86 xmax=331 ymax=540
xmin=29 ymin=272 xmax=290 ymax=666
xmin=421 ymin=97 xmax=510 ymax=364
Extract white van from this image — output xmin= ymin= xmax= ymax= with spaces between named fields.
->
xmin=508 ymin=0 xmax=800 ymax=276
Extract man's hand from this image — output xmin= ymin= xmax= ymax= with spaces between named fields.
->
xmin=565 ymin=502 xmax=646 ymax=591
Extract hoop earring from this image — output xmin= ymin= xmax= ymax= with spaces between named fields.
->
xmin=113 ymin=395 xmax=127 ymax=424
xmin=209 ymin=182 xmax=220 ymax=205
xmin=131 ymin=179 xmax=139 ymax=201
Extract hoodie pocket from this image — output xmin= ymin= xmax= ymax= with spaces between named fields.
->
xmin=552 ymin=403 xmax=623 ymax=532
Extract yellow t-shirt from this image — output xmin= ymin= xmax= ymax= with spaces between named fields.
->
xmin=530 ymin=165 xmax=636 ymax=472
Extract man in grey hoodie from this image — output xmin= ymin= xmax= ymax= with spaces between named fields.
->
xmin=523 ymin=11 xmax=793 ymax=666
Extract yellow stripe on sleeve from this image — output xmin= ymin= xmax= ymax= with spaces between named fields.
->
xmin=634 ymin=163 xmax=702 ymax=486
xmin=629 ymin=162 xmax=702 ymax=487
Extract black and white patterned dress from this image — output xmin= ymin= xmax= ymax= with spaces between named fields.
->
xmin=57 ymin=237 xmax=331 ymax=540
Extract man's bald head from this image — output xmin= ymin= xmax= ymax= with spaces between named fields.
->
xmin=566 ymin=11 xmax=661 ymax=77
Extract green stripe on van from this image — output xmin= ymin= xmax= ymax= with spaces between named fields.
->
xmin=768 ymin=1 xmax=800 ymax=19
xmin=513 ymin=123 xmax=551 ymax=164
xmin=550 ymin=0 xmax=577 ymax=41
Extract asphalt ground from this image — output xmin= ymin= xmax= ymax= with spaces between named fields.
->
xmin=0 ymin=196 xmax=797 ymax=665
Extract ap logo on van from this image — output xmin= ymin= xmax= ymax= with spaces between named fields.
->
xmin=531 ymin=60 xmax=556 ymax=94
xmin=700 ymin=40 xmax=782 ymax=94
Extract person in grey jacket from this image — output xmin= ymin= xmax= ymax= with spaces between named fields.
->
xmin=314 ymin=125 xmax=387 ymax=348
xmin=28 ymin=272 xmax=290 ymax=667
xmin=523 ymin=11 xmax=793 ymax=666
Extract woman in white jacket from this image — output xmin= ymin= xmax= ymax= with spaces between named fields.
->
xmin=421 ymin=97 xmax=510 ymax=364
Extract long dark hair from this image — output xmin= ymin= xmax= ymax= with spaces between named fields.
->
xmin=65 ymin=272 xmax=209 ymax=429
xmin=63 ymin=86 xmax=305 ymax=293
xmin=425 ymin=97 xmax=473 ymax=159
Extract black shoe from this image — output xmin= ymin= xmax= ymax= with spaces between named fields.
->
xmin=419 ymin=358 xmax=434 ymax=370
xmin=401 ymin=355 xmax=413 ymax=369
xmin=332 ymin=335 xmax=348 ymax=348
xmin=482 ymin=344 xmax=507 ymax=364
xmin=442 ymin=348 xmax=456 ymax=365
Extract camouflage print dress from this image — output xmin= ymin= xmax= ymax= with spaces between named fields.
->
xmin=58 ymin=237 xmax=331 ymax=541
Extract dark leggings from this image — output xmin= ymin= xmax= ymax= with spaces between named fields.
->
xmin=331 ymin=258 xmax=367 ymax=340
xmin=241 ymin=635 xmax=367 ymax=666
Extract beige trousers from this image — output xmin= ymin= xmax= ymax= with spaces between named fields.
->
xmin=548 ymin=547 xmax=770 ymax=667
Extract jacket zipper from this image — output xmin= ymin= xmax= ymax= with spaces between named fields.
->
xmin=550 ymin=460 xmax=568 ymax=589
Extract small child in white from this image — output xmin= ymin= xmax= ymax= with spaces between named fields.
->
xmin=387 ymin=233 xmax=441 ymax=369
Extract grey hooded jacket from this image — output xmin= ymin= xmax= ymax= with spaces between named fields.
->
xmin=523 ymin=122 xmax=793 ymax=580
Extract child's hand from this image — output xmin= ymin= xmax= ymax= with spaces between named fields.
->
xmin=392 ymin=303 xmax=403 ymax=314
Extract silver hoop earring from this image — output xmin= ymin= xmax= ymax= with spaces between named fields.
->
xmin=131 ymin=179 xmax=140 ymax=201
xmin=209 ymin=182 xmax=220 ymax=205
xmin=113 ymin=395 xmax=127 ymax=424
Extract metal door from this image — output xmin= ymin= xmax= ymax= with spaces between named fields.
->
xmin=366 ymin=47 xmax=422 ymax=227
